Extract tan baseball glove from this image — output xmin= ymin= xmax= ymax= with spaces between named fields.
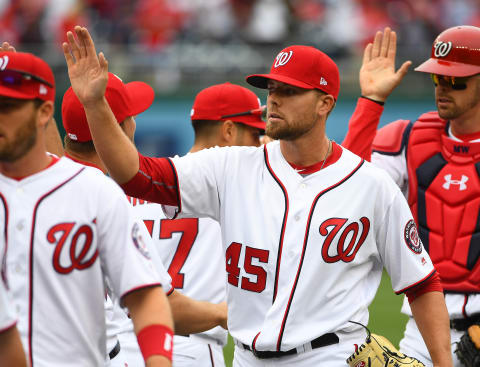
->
xmin=346 ymin=330 xmax=426 ymax=367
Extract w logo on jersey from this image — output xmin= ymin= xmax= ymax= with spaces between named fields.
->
xmin=47 ymin=222 xmax=98 ymax=274
xmin=319 ymin=217 xmax=370 ymax=263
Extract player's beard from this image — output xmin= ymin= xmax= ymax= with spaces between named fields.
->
xmin=437 ymin=81 xmax=480 ymax=120
xmin=266 ymin=111 xmax=319 ymax=141
xmin=0 ymin=112 xmax=37 ymax=162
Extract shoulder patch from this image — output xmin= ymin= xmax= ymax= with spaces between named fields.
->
xmin=404 ymin=219 xmax=422 ymax=254
xmin=373 ymin=120 xmax=411 ymax=155
xmin=132 ymin=222 xmax=151 ymax=259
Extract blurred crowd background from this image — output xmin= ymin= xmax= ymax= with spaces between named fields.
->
xmin=0 ymin=0 xmax=475 ymax=155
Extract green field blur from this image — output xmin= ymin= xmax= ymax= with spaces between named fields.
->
xmin=222 ymin=270 xmax=408 ymax=366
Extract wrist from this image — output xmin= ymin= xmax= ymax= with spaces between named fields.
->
xmin=137 ymin=324 xmax=174 ymax=362
xmin=360 ymin=95 xmax=385 ymax=105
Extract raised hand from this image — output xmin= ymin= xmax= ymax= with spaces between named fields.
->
xmin=360 ymin=27 xmax=412 ymax=102
xmin=1 ymin=42 xmax=16 ymax=52
xmin=62 ymin=26 xmax=108 ymax=107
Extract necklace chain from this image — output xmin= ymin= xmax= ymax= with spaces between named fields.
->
xmin=319 ymin=139 xmax=332 ymax=171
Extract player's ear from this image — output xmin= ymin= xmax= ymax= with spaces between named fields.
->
xmin=37 ymin=101 xmax=54 ymax=129
xmin=221 ymin=119 xmax=237 ymax=144
xmin=316 ymin=93 xmax=335 ymax=117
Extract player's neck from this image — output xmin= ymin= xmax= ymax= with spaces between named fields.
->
xmin=65 ymin=149 xmax=107 ymax=173
xmin=0 ymin=144 xmax=52 ymax=179
xmin=280 ymin=132 xmax=331 ymax=167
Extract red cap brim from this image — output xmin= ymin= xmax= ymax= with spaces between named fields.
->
xmin=246 ymin=73 xmax=314 ymax=89
xmin=415 ymin=58 xmax=480 ymax=77
xmin=125 ymin=81 xmax=155 ymax=115
xmin=0 ymin=86 xmax=38 ymax=100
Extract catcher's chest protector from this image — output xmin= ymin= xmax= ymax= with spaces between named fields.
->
xmin=406 ymin=113 xmax=480 ymax=293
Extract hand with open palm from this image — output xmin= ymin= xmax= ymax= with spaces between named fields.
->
xmin=62 ymin=26 xmax=109 ymax=108
xmin=360 ymin=27 xmax=412 ymax=102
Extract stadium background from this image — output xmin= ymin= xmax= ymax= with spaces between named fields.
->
xmin=2 ymin=0 xmax=474 ymax=364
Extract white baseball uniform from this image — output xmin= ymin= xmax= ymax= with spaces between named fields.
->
xmin=125 ymin=140 xmax=436 ymax=365
xmin=0 ymin=156 xmax=164 ymax=367
xmin=129 ymin=198 xmax=227 ymax=366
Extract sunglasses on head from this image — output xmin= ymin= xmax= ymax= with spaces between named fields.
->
xmin=430 ymin=74 xmax=468 ymax=90
xmin=221 ymin=106 xmax=267 ymax=121
xmin=0 ymin=70 xmax=53 ymax=88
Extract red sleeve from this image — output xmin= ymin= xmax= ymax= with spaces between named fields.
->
xmin=341 ymin=97 xmax=384 ymax=161
xmin=405 ymin=271 xmax=443 ymax=304
xmin=120 ymin=153 xmax=180 ymax=206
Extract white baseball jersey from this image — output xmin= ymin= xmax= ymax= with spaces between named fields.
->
xmin=0 ymin=266 xmax=17 ymax=334
xmin=130 ymin=198 xmax=227 ymax=346
xmin=0 ymin=156 xmax=163 ymax=367
xmin=162 ymin=141 xmax=435 ymax=355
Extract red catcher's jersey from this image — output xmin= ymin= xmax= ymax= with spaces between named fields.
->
xmin=397 ymin=113 xmax=480 ymax=292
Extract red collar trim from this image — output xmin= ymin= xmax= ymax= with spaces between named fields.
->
xmin=453 ymin=130 xmax=480 ymax=142
xmin=10 ymin=155 xmax=60 ymax=181
xmin=288 ymin=141 xmax=342 ymax=174
xmin=65 ymin=153 xmax=105 ymax=173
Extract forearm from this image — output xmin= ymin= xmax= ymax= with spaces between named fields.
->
xmin=169 ymin=291 xmax=227 ymax=335
xmin=124 ymin=286 xmax=174 ymax=367
xmin=341 ymin=98 xmax=383 ymax=160
xmin=83 ymin=97 xmax=140 ymax=184
xmin=410 ymin=291 xmax=453 ymax=367
xmin=0 ymin=326 xmax=27 ymax=367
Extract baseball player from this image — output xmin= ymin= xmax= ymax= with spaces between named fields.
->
xmin=63 ymin=26 xmax=454 ymax=366
xmin=342 ymin=26 xmax=480 ymax=366
xmin=0 ymin=50 xmax=174 ymax=367
xmin=60 ymin=74 xmax=234 ymax=366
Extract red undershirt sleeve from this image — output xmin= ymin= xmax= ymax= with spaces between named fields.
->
xmin=341 ymin=97 xmax=384 ymax=161
xmin=120 ymin=153 xmax=179 ymax=206
xmin=405 ymin=271 xmax=443 ymax=304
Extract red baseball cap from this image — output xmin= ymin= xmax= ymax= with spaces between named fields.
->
xmin=190 ymin=82 xmax=266 ymax=130
xmin=0 ymin=51 xmax=55 ymax=102
xmin=62 ymin=73 xmax=154 ymax=142
xmin=246 ymin=45 xmax=340 ymax=99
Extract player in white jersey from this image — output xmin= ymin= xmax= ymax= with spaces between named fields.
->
xmin=61 ymin=75 xmax=239 ymax=366
xmin=0 ymin=250 xmax=27 ymax=366
xmin=63 ymin=26 xmax=454 ymax=366
xmin=0 ymin=50 xmax=174 ymax=367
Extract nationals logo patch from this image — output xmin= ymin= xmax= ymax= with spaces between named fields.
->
xmin=355 ymin=362 xmax=366 ymax=367
xmin=404 ymin=219 xmax=422 ymax=254
xmin=132 ymin=222 xmax=151 ymax=259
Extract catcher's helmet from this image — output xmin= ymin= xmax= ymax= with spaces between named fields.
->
xmin=415 ymin=25 xmax=480 ymax=77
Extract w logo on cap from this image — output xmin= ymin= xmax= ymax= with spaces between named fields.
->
xmin=274 ymin=51 xmax=293 ymax=68
xmin=0 ymin=55 xmax=9 ymax=71
xmin=434 ymin=41 xmax=452 ymax=58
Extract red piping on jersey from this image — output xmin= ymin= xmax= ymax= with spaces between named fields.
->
xmin=0 ymin=193 xmax=8 ymax=288
xmin=252 ymin=331 xmax=261 ymax=353
xmin=208 ymin=344 xmax=215 ymax=366
xmin=276 ymin=159 xmax=365 ymax=352
xmin=395 ymin=269 xmax=437 ymax=295
xmin=0 ymin=320 xmax=17 ymax=334
xmin=264 ymin=146 xmax=289 ymax=304
xmin=462 ymin=295 xmax=469 ymax=318
xmin=28 ymin=167 xmax=85 ymax=366
xmin=166 ymin=158 xmax=182 ymax=219
xmin=166 ymin=288 xmax=175 ymax=296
